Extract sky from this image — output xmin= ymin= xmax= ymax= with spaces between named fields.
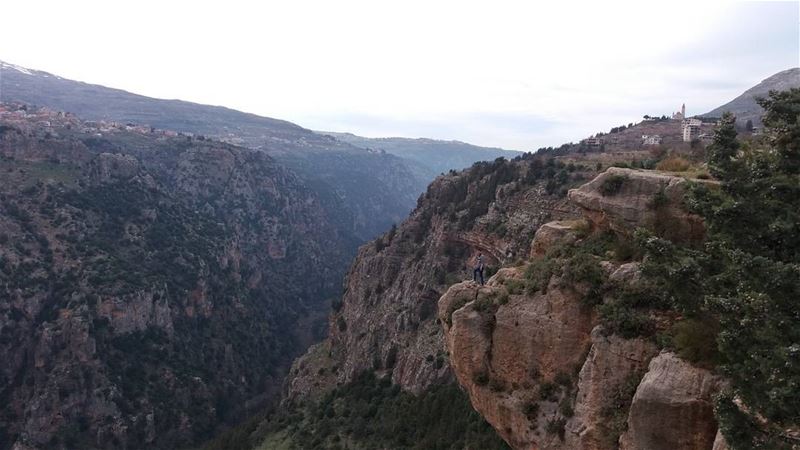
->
xmin=1 ymin=0 xmax=798 ymax=150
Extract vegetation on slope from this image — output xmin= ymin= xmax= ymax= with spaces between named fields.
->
xmin=471 ymin=89 xmax=800 ymax=449
xmin=206 ymin=372 xmax=509 ymax=450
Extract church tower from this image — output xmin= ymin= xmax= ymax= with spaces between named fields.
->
xmin=681 ymin=103 xmax=686 ymax=119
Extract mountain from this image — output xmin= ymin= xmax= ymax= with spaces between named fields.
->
xmin=701 ymin=67 xmax=800 ymax=126
xmin=0 ymin=105 xmax=352 ymax=449
xmin=322 ymin=131 xmax=521 ymax=176
xmin=0 ymin=61 xmax=426 ymax=241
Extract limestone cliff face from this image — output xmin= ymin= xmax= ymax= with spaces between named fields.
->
xmin=439 ymin=168 xmax=727 ymax=450
xmin=0 ymin=114 xmax=351 ymax=449
xmin=568 ymin=167 xmax=708 ymax=243
xmin=285 ymin=157 xmax=586 ymax=400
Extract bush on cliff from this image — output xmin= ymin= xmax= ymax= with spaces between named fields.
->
xmin=624 ymin=91 xmax=800 ymax=449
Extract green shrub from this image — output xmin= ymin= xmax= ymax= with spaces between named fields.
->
xmin=473 ymin=296 xmax=495 ymax=313
xmin=599 ymin=174 xmax=627 ymax=196
xmin=545 ymin=417 xmax=566 ymax=440
xmin=558 ymin=397 xmax=574 ymax=418
xmin=473 ymin=371 xmax=490 ymax=386
xmin=523 ymin=401 xmax=539 ymax=421
xmin=538 ymin=382 xmax=557 ymax=401
xmin=554 ymin=371 xmax=572 ymax=387
xmin=524 ymin=257 xmax=557 ymax=294
xmin=598 ymin=302 xmax=655 ymax=338
xmin=671 ymin=318 xmax=720 ymax=367
xmin=656 ymin=156 xmax=691 ymax=172
xmin=601 ymin=373 xmax=642 ymax=447
xmin=504 ymin=278 xmax=525 ymax=295
xmin=648 ymin=188 xmax=670 ymax=209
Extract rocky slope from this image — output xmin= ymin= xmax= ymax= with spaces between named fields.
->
xmin=321 ymin=131 xmax=521 ymax=177
xmin=0 ymin=105 xmax=352 ymax=449
xmin=438 ymin=168 xmax=726 ymax=450
xmin=0 ymin=61 xmax=427 ymax=241
xmin=283 ymin=156 xmax=590 ymax=403
xmin=702 ymin=67 xmax=800 ymax=127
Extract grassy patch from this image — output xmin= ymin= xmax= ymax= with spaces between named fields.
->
xmin=655 ymin=156 xmax=691 ymax=172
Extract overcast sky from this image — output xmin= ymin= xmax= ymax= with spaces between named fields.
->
xmin=1 ymin=0 xmax=798 ymax=150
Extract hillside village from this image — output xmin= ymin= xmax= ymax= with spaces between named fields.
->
xmin=0 ymin=103 xmax=199 ymax=139
xmin=579 ymin=103 xmax=719 ymax=153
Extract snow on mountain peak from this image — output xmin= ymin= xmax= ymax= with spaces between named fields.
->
xmin=0 ymin=61 xmax=34 ymax=75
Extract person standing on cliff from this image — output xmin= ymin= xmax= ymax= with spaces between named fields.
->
xmin=473 ymin=253 xmax=485 ymax=286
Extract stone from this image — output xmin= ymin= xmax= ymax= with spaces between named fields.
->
xmin=620 ymin=352 xmax=721 ymax=450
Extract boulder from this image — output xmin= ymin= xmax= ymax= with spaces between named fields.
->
xmin=529 ymin=220 xmax=580 ymax=259
xmin=620 ymin=352 xmax=721 ymax=450
xmin=564 ymin=327 xmax=658 ymax=450
xmin=568 ymin=167 xmax=707 ymax=243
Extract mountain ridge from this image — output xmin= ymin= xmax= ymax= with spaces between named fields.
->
xmin=0 ymin=60 xmax=426 ymax=241
xmin=701 ymin=67 xmax=800 ymax=126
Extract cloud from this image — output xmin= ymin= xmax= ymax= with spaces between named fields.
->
xmin=0 ymin=0 xmax=797 ymax=150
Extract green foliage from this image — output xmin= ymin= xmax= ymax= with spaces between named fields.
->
xmin=445 ymin=296 xmax=468 ymax=327
xmin=258 ymin=373 xmax=510 ymax=450
xmin=523 ymin=257 xmax=558 ymax=294
xmin=560 ymin=250 xmax=606 ymax=306
xmin=599 ymin=174 xmax=627 ymax=196
xmin=545 ymin=417 xmax=566 ymax=440
xmin=670 ymin=317 xmax=720 ymax=366
xmin=503 ymin=278 xmax=525 ymax=295
xmin=523 ymin=401 xmax=539 ymax=421
xmin=620 ymin=90 xmax=800 ymax=445
xmin=707 ymin=112 xmax=741 ymax=180
xmin=473 ymin=295 xmax=496 ymax=313
xmin=648 ymin=188 xmax=669 ymax=210
xmin=538 ymin=382 xmax=557 ymax=401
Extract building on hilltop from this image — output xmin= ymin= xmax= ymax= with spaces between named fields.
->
xmin=581 ymin=137 xmax=604 ymax=149
xmin=682 ymin=118 xmax=702 ymax=142
xmin=672 ymin=103 xmax=686 ymax=120
xmin=642 ymin=134 xmax=662 ymax=145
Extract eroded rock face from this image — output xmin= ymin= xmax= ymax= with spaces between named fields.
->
xmin=529 ymin=220 xmax=580 ymax=259
xmin=285 ymin=163 xmax=582 ymax=401
xmin=620 ymin=352 xmax=721 ymax=450
xmin=437 ymin=168 xmax=730 ymax=450
xmin=89 ymin=152 xmax=140 ymax=183
xmin=564 ymin=327 xmax=658 ymax=450
xmin=438 ymin=270 xmax=596 ymax=450
xmin=0 ymin=116 xmax=353 ymax=449
xmin=568 ymin=167 xmax=707 ymax=243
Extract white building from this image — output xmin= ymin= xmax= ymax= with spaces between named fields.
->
xmin=682 ymin=118 xmax=702 ymax=142
xmin=642 ymin=134 xmax=662 ymax=145
xmin=582 ymin=137 xmax=603 ymax=148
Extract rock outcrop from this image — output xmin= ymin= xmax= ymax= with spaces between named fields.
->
xmin=619 ymin=352 xmax=721 ymax=450
xmin=439 ymin=168 xmax=730 ymax=450
xmin=564 ymin=328 xmax=657 ymax=450
xmin=568 ymin=167 xmax=708 ymax=243
xmin=285 ymin=157 xmax=585 ymax=401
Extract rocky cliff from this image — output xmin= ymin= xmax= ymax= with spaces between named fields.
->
xmin=438 ymin=168 xmax=726 ymax=450
xmin=0 ymin=107 xmax=352 ymax=449
xmin=283 ymin=156 xmax=589 ymax=402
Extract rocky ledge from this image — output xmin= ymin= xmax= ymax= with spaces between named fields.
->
xmin=438 ymin=168 xmax=728 ymax=450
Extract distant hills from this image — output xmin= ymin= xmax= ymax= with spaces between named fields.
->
xmin=0 ymin=61 xmax=426 ymax=241
xmin=702 ymin=67 xmax=800 ymax=126
xmin=321 ymin=131 xmax=520 ymax=177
